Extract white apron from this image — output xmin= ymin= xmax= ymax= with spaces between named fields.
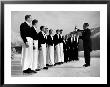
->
xmin=21 ymin=37 xmax=33 ymax=71
xmin=54 ymin=44 xmax=61 ymax=63
xmin=47 ymin=45 xmax=54 ymax=65
xmin=38 ymin=43 xmax=46 ymax=68
xmin=32 ymin=40 xmax=38 ymax=70
xmin=46 ymin=45 xmax=49 ymax=65
xmin=59 ymin=43 xmax=64 ymax=62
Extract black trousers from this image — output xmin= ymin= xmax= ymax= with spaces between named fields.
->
xmin=84 ymin=49 xmax=90 ymax=65
xmin=69 ymin=48 xmax=74 ymax=61
xmin=73 ymin=47 xmax=78 ymax=60
xmin=64 ymin=49 xmax=68 ymax=62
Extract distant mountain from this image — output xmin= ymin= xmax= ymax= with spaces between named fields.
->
xmin=91 ymin=27 xmax=100 ymax=50
xmin=91 ymin=27 xmax=100 ymax=38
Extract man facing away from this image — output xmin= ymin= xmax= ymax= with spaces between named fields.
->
xmin=20 ymin=15 xmax=36 ymax=73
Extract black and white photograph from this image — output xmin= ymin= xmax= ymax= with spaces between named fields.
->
xmin=3 ymin=4 xmax=107 ymax=84
xmin=11 ymin=11 xmax=100 ymax=77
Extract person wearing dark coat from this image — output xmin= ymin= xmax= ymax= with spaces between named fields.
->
xmin=20 ymin=15 xmax=36 ymax=73
xmin=46 ymin=29 xmax=55 ymax=66
xmin=72 ymin=33 xmax=79 ymax=61
xmin=78 ymin=23 xmax=92 ymax=67
xmin=38 ymin=26 xmax=48 ymax=69
xmin=53 ymin=29 xmax=61 ymax=64
xmin=68 ymin=32 xmax=75 ymax=61
xmin=38 ymin=26 xmax=46 ymax=49
xmin=31 ymin=19 xmax=40 ymax=71
xmin=63 ymin=35 xmax=69 ymax=63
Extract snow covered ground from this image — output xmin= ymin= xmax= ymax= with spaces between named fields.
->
xmin=11 ymin=50 xmax=100 ymax=77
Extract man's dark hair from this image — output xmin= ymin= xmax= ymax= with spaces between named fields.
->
xmin=49 ymin=29 xmax=53 ymax=33
xmin=40 ymin=26 xmax=45 ymax=31
xmin=25 ymin=15 xmax=31 ymax=21
xmin=84 ymin=23 xmax=89 ymax=27
xmin=56 ymin=29 xmax=59 ymax=32
xmin=32 ymin=19 xmax=38 ymax=25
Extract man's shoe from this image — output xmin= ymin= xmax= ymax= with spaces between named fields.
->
xmin=43 ymin=67 xmax=48 ymax=69
xmin=35 ymin=69 xmax=40 ymax=71
xmin=23 ymin=69 xmax=31 ymax=73
xmin=23 ymin=70 xmax=28 ymax=73
xmin=83 ymin=64 xmax=90 ymax=67
xmin=31 ymin=70 xmax=37 ymax=73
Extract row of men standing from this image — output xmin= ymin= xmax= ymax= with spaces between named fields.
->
xmin=20 ymin=15 xmax=91 ymax=74
xmin=63 ymin=33 xmax=79 ymax=63
xmin=20 ymin=15 xmax=68 ymax=73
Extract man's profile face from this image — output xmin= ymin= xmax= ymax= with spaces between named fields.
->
xmin=49 ymin=30 xmax=52 ymax=34
xmin=42 ymin=27 xmax=45 ymax=32
xmin=35 ymin=23 xmax=38 ymax=28
xmin=45 ymin=28 xmax=48 ymax=34
xmin=27 ymin=16 xmax=32 ymax=23
xmin=56 ymin=31 xmax=59 ymax=34
xmin=83 ymin=24 xmax=88 ymax=30
xmin=60 ymin=31 xmax=63 ymax=34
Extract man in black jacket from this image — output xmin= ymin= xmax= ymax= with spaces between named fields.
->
xmin=63 ymin=35 xmax=69 ymax=63
xmin=47 ymin=29 xmax=54 ymax=66
xmin=38 ymin=26 xmax=48 ymax=69
xmin=20 ymin=15 xmax=36 ymax=73
xmin=53 ymin=29 xmax=60 ymax=64
xmin=31 ymin=19 xmax=40 ymax=71
xmin=73 ymin=33 xmax=79 ymax=61
xmin=78 ymin=23 xmax=92 ymax=67
xmin=68 ymin=32 xmax=75 ymax=61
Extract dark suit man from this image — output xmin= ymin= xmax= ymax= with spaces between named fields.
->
xmin=73 ymin=33 xmax=79 ymax=61
xmin=63 ymin=36 xmax=69 ymax=63
xmin=68 ymin=33 xmax=75 ymax=61
xmin=78 ymin=23 xmax=92 ymax=67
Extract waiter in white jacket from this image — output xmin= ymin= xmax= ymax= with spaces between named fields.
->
xmin=20 ymin=15 xmax=36 ymax=73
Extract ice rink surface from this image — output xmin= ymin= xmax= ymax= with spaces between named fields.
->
xmin=11 ymin=51 xmax=100 ymax=77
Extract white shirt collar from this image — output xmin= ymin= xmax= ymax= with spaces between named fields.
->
xmin=25 ymin=21 xmax=31 ymax=27
xmin=41 ymin=31 xmax=45 ymax=34
xmin=57 ymin=34 xmax=59 ymax=38
xmin=33 ymin=26 xmax=37 ymax=31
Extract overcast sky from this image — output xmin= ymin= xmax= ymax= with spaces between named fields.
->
xmin=11 ymin=11 xmax=100 ymax=43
